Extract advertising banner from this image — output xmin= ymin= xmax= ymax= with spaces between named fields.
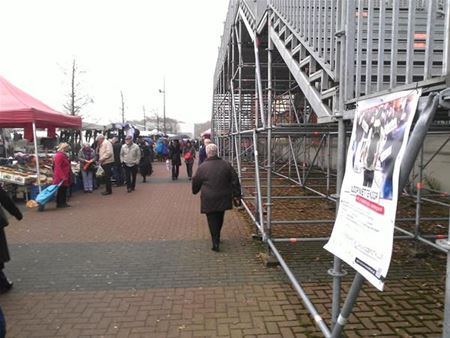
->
xmin=324 ymin=89 xmax=421 ymax=291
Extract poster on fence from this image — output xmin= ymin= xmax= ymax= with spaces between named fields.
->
xmin=324 ymin=89 xmax=421 ymax=291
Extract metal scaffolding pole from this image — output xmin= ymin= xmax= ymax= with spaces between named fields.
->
xmin=329 ymin=0 xmax=347 ymax=327
xmin=253 ymin=129 xmax=265 ymax=237
xmin=266 ymin=7 xmax=273 ymax=241
xmin=415 ymin=146 xmax=424 ymax=238
xmin=437 ymin=211 xmax=450 ymax=337
xmin=254 ymin=34 xmax=266 ymax=129
xmin=288 ymin=136 xmax=302 ymax=185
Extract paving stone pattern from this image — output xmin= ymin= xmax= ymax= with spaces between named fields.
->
xmin=0 ymin=162 xmax=446 ymax=337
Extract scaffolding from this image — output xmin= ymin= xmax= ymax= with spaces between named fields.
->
xmin=212 ymin=1 xmax=450 ymax=336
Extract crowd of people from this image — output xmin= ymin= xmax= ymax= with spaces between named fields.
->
xmin=52 ymin=135 xmax=212 ymax=205
xmin=53 ymin=134 xmax=156 ymax=203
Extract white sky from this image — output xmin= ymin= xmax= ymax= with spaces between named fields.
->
xmin=0 ymin=0 xmax=229 ymax=133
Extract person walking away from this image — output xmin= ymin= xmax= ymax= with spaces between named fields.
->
xmin=192 ymin=143 xmax=241 ymax=252
xmin=97 ymin=135 xmax=115 ymax=195
xmin=168 ymin=139 xmax=182 ymax=180
xmin=198 ymin=138 xmax=212 ymax=165
xmin=53 ymin=143 xmax=72 ymax=208
xmin=78 ymin=143 xmax=96 ymax=193
xmin=111 ymin=136 xmax=124 ymax=186
xmin=120 ymin=135 xmax=141 ymax=192
xmin=139 ymin=139 xmax=154 ymax=183
xmin=183 ymin=140 xmax=196 ymax=180
xmin=0 ymin=185 xmax=23 ymax=293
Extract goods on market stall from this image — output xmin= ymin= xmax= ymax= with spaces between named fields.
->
xmin=0 ymin=152 xmax=58 ymax=187
xmin=0 ymin=166 xmax=36 ymax=185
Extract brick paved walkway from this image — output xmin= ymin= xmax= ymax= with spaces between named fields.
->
xmin=0 ymin=162 xmax=446 ymax=337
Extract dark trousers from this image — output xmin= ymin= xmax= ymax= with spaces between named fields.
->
xmin=206 ymin=211 xmax=225 ymax=249
xmin=172 ymin=164 xmax=179 ymax=179
xmin=185 ymin=161 xmax=193 ymax=178
xmin=102 ymin=163 xmax=114 ymax=193
xmin=56 ymin=186 xmax=67 ymax=207
xmin=363 ymin=169 xmax=374 ymax=187
xmin=124 ymin=165 xmax=138 ymax=190
xmin=112 ymin=163 xmax=124 ymax=185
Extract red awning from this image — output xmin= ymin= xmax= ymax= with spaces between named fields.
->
xmin=0 ymin=75 xmax=82 ymax=129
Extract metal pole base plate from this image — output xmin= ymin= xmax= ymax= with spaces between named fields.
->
xmin=260 ymin=252 xmax=280 ymax=267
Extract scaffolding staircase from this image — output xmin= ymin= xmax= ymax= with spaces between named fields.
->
xmin=216 ymin=0 xmax=449 ymax=124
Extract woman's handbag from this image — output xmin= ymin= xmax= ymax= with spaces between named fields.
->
xmin=184 ymin=151 xmax=192 ymax=161
xmin=96 ymin=166 xmax=105 ymax=177
xmin=83 ymin=159 xmax=94 ymax=171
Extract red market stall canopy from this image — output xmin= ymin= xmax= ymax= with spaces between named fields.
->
xmin=0 ymin=75 xmax=81 ymax=129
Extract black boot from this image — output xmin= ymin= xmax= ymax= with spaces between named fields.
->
xmin=0 ymin=272 xmax=13 ymax=293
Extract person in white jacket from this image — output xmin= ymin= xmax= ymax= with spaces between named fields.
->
xmin=97 ymin=134 xmax=114 ymax=195
xmin=120 ymin=135 xmax=141 ymax=192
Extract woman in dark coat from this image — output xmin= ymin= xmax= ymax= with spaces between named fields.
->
xmin=139 ymin=139 xmax=154 ymax=182
xmin=192 ymin=143 xmax=241 ymax=252
xmin=168 ymin=140 xmax=182 ymax=180
xmin=182 ymin=140 xmax=196 ymax=180
xmin=0 ymin=186 xmax=23 ymax=293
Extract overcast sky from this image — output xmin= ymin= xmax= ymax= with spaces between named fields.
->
xmin=0 ymin=0 xmax=229 ymax=133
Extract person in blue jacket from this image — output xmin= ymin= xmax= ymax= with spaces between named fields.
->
xmin=198 ymin=138 xmax=211 ymax=166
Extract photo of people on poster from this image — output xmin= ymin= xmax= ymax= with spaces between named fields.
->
xmin=351 ymin=93 xmax=417 ymax=200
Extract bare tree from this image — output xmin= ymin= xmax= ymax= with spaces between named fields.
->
xmin=63 ymin=59 xmax=93 ymax=117
xmin=165 ymin=117 xmax=181 ymax=134
xmin=131 ymin=112 xmax=181 ymax=133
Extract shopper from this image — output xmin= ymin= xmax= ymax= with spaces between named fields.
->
xmin=53 ymin=142 xmax=72 ymax=208
xmin=168 ymin=139 xmax=182 ymax=180
xmin=198 ymin=138 xmax=212 ymax=165
xmin=97 ymin=134 xmax=115 ymax=195
xmin=192 ymin=143 xmax=241 ymax=252
xmin=183 ymin=140 xmax=196 ymax=180
xmin=138 ymin=139 xmax=154 ymax=183
xmin=0 ymin=185 xmax=23 ymax=293
xmin=78 ymin=143 xmax=96 ymax=193
xmin=111 ymin=136 xmax=124 ymax=186
xmin=120 ymin=135 xmax=141 ymax=192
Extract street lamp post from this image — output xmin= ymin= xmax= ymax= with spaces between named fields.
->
xmin=159 ymin=79 xmax=166 ymax=135
xmin=142 ymin=106 xmax=146 ymax=131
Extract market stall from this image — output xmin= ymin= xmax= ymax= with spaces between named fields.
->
xmin=0 ymin=75 xmax=82 ymax=197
